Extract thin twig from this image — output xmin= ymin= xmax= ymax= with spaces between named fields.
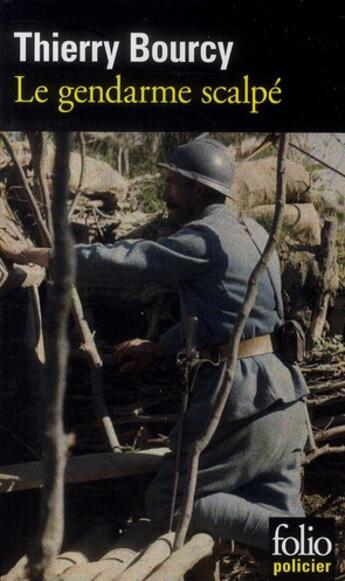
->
xmin=112 ymin=413 xmax=179 ymax=425
xmin=0 ymin=422 xmax=41 ymax=459
xmin=91 ymin=206 xmax=105 ymax=241
xmin=245 ymin=133 xmax=345 ymax=180
xmin=38 ymin=132 xmax=53 ymax=233
xmin=174 ymin=133 xmax=289 ymax=550
xmin=68 ymin=132 xmax=86 ymax=220
xmin=290 ymin=141 xmax=345 ymax=180
xmin=303 ymin=444 xmax=345 ymax=465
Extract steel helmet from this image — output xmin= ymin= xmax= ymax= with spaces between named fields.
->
xmin=158 ymin=138 xmax=235 ymax=199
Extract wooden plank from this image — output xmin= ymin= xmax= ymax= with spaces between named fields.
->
xmin=0 ymin=448 xmax=169 ymax=493
xmin=146 ymin=534 xmax=215 ymax=581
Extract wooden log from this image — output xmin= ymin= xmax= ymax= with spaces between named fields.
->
xmin=145 ymin=534 xmax=215 ymax=581
xmin=315 ymin=425 xmax=345 ymax=443
xmin=307 ymin=394 xmax=345 ymax=408
xmin=61 ymin=520 xmax=158 ymax=581
xmin=309 ymin=380 xmax=345 ymax=395
xmin=98 ymin=531 xmax=175 ymax=581
xmin=47 ymin=520 xmax=115 ymax=577
xmin=3 ymin=520 xmax=114 ymax=580
xmin=0 ymin=448 xmax=169 ymax=493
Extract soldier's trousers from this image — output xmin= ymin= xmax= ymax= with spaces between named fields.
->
xmin=145 ymin=397 xmax=308 ymax=549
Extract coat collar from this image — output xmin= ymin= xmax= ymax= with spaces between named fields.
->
xmin=198 ymin=203 xmax=234 ymax=220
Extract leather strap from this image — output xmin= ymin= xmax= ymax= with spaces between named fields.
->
xmin=239 ymin=217 xmax=284 ymax=320
xmin=200 ymin=333 xmax=280 ymax=362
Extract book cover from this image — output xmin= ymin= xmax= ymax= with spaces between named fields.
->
xmin=0 ymin=2 xmax=344 ymax=580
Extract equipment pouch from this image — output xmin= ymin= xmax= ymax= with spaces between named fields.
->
xmin=279 ymin=320 xmax=306 ymax=364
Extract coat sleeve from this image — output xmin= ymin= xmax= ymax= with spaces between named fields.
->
xmin=75 ymin=224 xmax=212 ymax=289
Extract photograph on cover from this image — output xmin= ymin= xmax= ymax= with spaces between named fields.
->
xmin=0 ymin=131 xmax=344 ymax=579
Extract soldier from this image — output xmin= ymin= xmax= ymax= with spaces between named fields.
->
xmin=0 ymin=138 xmax=309 ymax=550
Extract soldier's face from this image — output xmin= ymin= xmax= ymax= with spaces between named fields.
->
xmin=164 ymin=171 xmax=197 ymax=225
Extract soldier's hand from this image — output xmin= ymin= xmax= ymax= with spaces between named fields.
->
xmin=0 ymin=230 xmax=29 ymax=264
xmin=112 ymin=338 xmax=162 ymax=374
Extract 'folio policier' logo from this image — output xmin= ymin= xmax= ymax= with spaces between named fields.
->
xmin=269 ymin=518 xmax=335 ymax=580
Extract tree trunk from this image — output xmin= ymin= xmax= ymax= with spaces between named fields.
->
xmin=60 ymin=520 xmax=158 ymax=581
xmin=308 ymin=218 xmax=338 ymax=346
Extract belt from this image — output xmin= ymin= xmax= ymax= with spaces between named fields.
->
xmin=200 ymin=333 xmax=280 ymax=363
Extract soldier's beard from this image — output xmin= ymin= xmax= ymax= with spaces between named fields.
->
xmin=166 ymin=203 xmax=195 ymax=227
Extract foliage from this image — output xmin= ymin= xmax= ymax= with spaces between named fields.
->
xmin=253 ymin=210 xmax=299 ymax=263
xmin=139 ymin=177 xmax=166 ymax=213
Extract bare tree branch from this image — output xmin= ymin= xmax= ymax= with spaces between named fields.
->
xmin=27 ymin=131 xmax=53 ymax=233
xmin=0 ymin=131 xmax=52 ymax=245
xmin=174 ymin=133 xmax=289 ymax=550
xmin=71 ymin=288 xmax=121 ymax=451
xmin=303 ymin=444 xmax=345 ymax=465
xmin=28 ymin=133 xmax=75 ymax=580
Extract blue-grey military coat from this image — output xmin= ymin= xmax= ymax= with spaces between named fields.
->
xmin=76 ymin=203 xmax=308 ymax=421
